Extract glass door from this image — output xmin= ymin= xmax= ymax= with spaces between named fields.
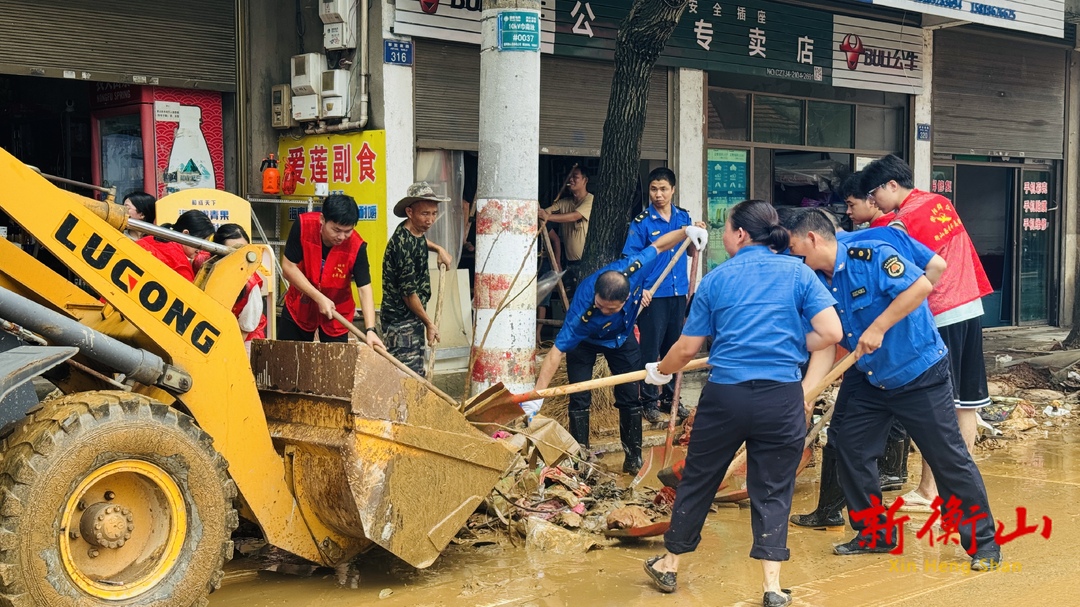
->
xmin=97 ymin=112 xmax=144 ymax=201
xmin=1018 ymin=169 xmax=1052 ymax=324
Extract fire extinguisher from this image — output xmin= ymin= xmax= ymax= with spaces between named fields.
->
xmin=281 ymin=160 xmax=298 ymax=196
xmin=260 ymin=154 xmax=280 ymax=194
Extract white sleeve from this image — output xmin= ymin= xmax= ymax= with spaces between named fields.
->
xmin=237 ymin=283 xmax=264 ymax=333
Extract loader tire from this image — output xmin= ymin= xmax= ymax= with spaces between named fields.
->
xmin=0 ymin=391 xmax=238 ymax=607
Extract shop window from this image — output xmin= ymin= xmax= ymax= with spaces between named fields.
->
xmin=855 ymin=106 xmax=901 ymax=151
xmin=752 ymin=96 xmax=803 ymax=146
xmin=807 ymin=102 xmax=853 ymax=149
xmin=708 ymin=90 xmax=749 ymax=141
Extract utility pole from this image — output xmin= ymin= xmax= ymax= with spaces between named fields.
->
xmin=469 ymin=0 xmax=542 ymax=400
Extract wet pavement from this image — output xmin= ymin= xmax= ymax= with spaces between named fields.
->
xmin=211 ymin=418 xmax=1077 ymax=606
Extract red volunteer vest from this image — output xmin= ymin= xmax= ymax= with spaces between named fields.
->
xmin=135 ymin=236 xmax=195 ymax=282
xmin=869 ymin=212 xmax=895 ymax=228
xmin=894 ymin=190 xmax=993 ymax=315
xmin=283 ymin=213 xmax=362 ymax=337
xmin=233 ymin=272 xmax=267 ymax=341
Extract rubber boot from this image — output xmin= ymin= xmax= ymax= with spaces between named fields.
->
xmin=879 ymin=436 xmax=909 ymax=492
xmin=790 ymin=446 xmax=846 ymax=527
xmin=620 ymin=407 xmax=643 ymax=475
xmin=657 ymin=459 xmax=685 ymax=489
xmin=568 ymin=409 xmax=591 ymax=451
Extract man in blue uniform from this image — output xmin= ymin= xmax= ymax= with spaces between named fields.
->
xmin=534 ymin=225 xmax=709 ymax=474
xmin=622 ymin=167 xmax=701 ymax=423
xmin=787 ymin=210 xmax=1001 ymax=570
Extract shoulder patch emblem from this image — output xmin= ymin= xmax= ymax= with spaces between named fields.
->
xmin=848 ymin=247 xmax=873 ymax=261
xmin=622 ymin=260 xmax=642 ymax=276
xmin=883 ymin=255 xmax=905 ymax=278
xmin=633 ymin=211 xmax=648 ymax=223
xmin=851 ymin=287 xmax=867 ymax=298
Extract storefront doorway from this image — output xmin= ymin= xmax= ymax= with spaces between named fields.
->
xmin=936 ymin=163 xmax=1057 ymax=327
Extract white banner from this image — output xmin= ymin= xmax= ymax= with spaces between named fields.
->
xmin=832 ymin=16 xmax=924 ymax=95
xmin=869 ymin=0 xmax=1063 ymax=39
xmin=394 ymin=0 xmax=556 ymax=52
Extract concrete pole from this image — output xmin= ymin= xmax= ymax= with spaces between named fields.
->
xmin=470 ymin=0 xmax=541 ymax=398
xmin=912 ymin=27 xmax=933 ymax=191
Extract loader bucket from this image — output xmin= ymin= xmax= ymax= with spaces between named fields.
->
xmin=251 ymin=341 xmax=515 ymax=568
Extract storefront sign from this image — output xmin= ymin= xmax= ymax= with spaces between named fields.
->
xmin=498 ymin=11 xmax=542 ymax=51
xmin=831 ymin=16 xmax=924 ymax=94
xmin=867 ymin=0 xmax=1063 ymax=39
xmin=155 ymin=189 xmax=252 ymax=233
xmin=706 ymin=149 xmax=749 ymax=270
xmin=394 ymin=0 xmax=555 ymax=52
xmin=556 ymin=0 xmax=833 ymax=84
xmin=917 ymin=123 xmax=931 ymax=141
xmin=1022 ymin=179 xmax=1050 ymax=231
xmin=277 ymin=130 xmax=390 ymax=303
xmin=384 ymin=40 xmax=414 ymax=65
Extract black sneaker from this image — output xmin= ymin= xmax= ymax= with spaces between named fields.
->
xmin=643 ymin=405 xmax=665 ymax=424
xmin=643 ymin=556 xmax=677 ymax=593
xmin=763 ymin=589 xmax=792 ymax=607
xmin=971 ymin=550 xmax=1003 ymax=571
xmin=833 ymin=535 xmax=896 ymax=555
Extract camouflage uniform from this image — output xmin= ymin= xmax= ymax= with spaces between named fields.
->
xmin=381 ymin=222 xmax=431 ymax=375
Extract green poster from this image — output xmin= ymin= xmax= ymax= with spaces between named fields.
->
xmin=706 ymin=149 xmax=748 ymax=271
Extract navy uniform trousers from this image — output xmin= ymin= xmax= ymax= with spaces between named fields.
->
xmin=831 ymin=357 xmax=999 ymax=554
xmin=566 ymin=335 xmax=643 ymax=412
xmin=637 ymin=295 xmax=687 ymax=409
xmin=664 ymin=380 xmax=804 ymax=560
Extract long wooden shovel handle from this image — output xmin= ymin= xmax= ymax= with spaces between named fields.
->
xmin=331 ymin=309 xmax=459 ymax=407
xmin=539 ymin=226 xmax=570 ymax=310
xmin=660 ymin=247 xmax=702 ymax=468
xmin=645 ymin=238 xmax=692 ymax=297
xmin=517 ymin=357 xmax=710 ymax=403
xmin=425 ymin=265 xmax=447 ymax=380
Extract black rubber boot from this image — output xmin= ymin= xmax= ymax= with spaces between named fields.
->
xmin=568 ymin=409 xmax=591 ymax=450
xmin=620 ymin=407 xmax=643 ymax=475
xmin=879 ymin=436 xmax=909 ymax=492
xmin=790 ymin=446 xmax=846 ymax=527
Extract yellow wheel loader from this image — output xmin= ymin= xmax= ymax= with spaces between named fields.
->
xmin=0 ymin=148 xmax=514 ymax=606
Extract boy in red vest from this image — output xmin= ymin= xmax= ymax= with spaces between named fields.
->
xmin=860 ymin=154 xmax=993 ymax=512
xmin=280 ymin=194 xmax=383 ymax=347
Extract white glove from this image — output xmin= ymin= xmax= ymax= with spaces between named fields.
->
xmin=521 ymin=398 xmax=544 ymax=417
xmin=684 ymin=225 xmax=709 ymax=251
xmin=644 ymin=362 xmax=673 ymax=386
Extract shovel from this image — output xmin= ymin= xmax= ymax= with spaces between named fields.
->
xmin=615 ymin=352 xmax=856 ymax=538
xmin=425 ymin=264 xmax=447 ymax=381
xmin=631 ymin=246 xmax=702 ymax=489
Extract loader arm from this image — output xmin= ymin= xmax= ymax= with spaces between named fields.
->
xmin=0 ymin=148 xmax=339 ymax=564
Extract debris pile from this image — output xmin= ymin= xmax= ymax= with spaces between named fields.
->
xmin=456 ymin=414 xmax=673 ymax=553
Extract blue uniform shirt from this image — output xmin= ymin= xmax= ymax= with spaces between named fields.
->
xmin=683 ymin=245 xmax=836 ymax=384
xmin=823 ymin=240 xmax=948 ymax=390
xmin=622 ymin=205 xmax=692 ymax=297
xmin=837 ymin=227 xmax=935 ymax=271
xmin=554 ymin=247 xmax=659 ymax=352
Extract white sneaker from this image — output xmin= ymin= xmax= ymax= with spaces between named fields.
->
xmin=895 ymin=490 xmax=934 ymax=513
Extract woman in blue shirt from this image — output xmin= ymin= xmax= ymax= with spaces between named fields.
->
xmin=641 ymin=200 xmax=842 ymax=606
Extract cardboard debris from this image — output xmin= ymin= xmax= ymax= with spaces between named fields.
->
xmin=525 ymin=517 xmax=598 ymax=554
xmin=606 ymin=505 xmax=654 ymax=530
xmin=526 ymin=415 xmax=580 ymax=466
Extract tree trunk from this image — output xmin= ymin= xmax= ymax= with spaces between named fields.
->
xmin=576 ymin=0 xmax=689 ymax=279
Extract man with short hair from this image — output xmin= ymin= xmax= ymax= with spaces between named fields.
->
xmin=382 ymin=182 xmax=453 ymax=375
xmin=281 ymin=194 xmax=383 ymax=346
xmin=539 ymin=165 xmax=592 ymax=282
xmin=623 ymin=167 xmax=702 ymax=424
xmin=787 ymin=210 xmax=1001 ymax=571
xmin=533 ymin=225 xmax=709 ymax=475
xmin=860 ymin=154 xmax=993 ymax=513
xmin=839 ymin=172 xmax=893 ymax=229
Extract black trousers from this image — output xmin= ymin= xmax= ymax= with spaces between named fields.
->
xmin=637 ymin=295 xmax=687 ymax=408
xmin=830 ymin=357 xmax=998 ymax=554
xmin=566 ymin=336 xmax=642 ymax=412
xmin=664 ymin=380 xmax=804 ymax=560
xmin=277 ymin=307 xmax=348 ymax=343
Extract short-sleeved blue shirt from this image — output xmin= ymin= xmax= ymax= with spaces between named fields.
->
xmin=837 ymin=227 xmax=935 ymax=271
xmin=683 ymin=245 xmax=836 ymax=384
xmin=823 ymin=240 xmax=948 ymax=389
xmin=621 ymin=206 xmax=692 ymax=297
xmin=554 ymin=247 xmax=659 ymax=352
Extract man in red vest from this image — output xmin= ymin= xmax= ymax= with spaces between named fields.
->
xmin=281 ymin=194 xmax=384 ymax=347
xmin=860 ymin=155 xmax=993 ymax=513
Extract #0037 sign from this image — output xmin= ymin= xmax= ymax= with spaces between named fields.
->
xmin=498 ymin=11 xmax=541 ymax=50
